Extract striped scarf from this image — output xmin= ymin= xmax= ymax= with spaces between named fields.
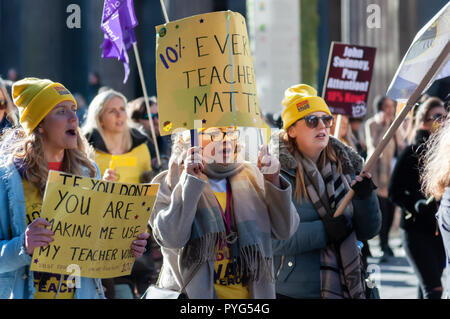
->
xmin=180 ymin=162 xmax=274 ymax=284
xmin=296 ymin=151 xmax=366 ymax=299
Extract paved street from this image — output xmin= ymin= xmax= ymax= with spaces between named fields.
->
xmin=367 ymin=234 xmax=419 ymax=299
xmin=367 ymin=228 xmax=448 ymax=299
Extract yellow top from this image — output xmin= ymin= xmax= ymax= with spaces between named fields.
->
xmin=22 ymin=179 xmax=75 ymax=299
xmin=212 ymin=189 xmax=250 ymax=299
xmin=95 ymin=143 xmax=151 ymax=184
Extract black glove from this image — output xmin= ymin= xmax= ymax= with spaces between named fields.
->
xmin=322 ymin=214 xmax=353 ymax=245
xmin=351 ymin=176 xmax=377 ymax=200
xmin=414 ymin=199 xmax=436 ymax=215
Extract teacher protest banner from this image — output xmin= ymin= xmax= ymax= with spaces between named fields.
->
xmin=155 ymin=11 xmax=264 ymax=135
xmin=30 ymin=171 xmax=159 ymax=278
xmin=322 ymin=42 xmax=376 ymax=118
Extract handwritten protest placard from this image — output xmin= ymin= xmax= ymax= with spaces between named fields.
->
xmin=323 ymin=42 xmax=376 ymax=118
xmin=155 ymin=11 xmax=264 ymax=135
xmin=30 ymin=171 xmax=159 ymax=278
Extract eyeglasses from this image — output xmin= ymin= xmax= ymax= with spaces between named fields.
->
xmin=0 ymin=100 xmax=6 ymax=110
xmin=425 ymin=113 xmax=444 ymax=122
xmin=298 ymin=115 xmax=334 ymax=129
xmin=200 ymin=129 xmax=240 ymax=142
xmin=142 ymin=113 xmax=158 ymax=120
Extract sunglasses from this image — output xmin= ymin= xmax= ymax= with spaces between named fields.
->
xmin=298 ymin=115 xmax=334 ymax=129
xmin=0 ymin=100 xmax=6 ymax=110
xmin=141 ymin=113 xmax=158 ymax=120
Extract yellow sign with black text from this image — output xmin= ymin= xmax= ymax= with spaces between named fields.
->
xmin=30 ymin=171 xmax=159 ymax=278
xmin=156 ymin=11 xmax=263 ymax=135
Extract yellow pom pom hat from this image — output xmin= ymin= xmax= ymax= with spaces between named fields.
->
xmin=12 ymin=78 xmax=77 ymax=135
xmin=281 ymin=84 xmax=331 ymax=130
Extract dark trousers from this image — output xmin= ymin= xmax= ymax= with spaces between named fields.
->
xmin=361 ymin=239 xmax=372 ymax=270
xmin=401 ymin=229 xmax=446 ymax=299
xmin=377 ymin=196 xmax=395 ymax=250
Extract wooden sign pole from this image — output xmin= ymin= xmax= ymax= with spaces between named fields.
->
xmin=334 ymin=42 xmax=450 ymax=217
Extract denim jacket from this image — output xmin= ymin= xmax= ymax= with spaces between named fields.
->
xmin=0 ymin=161 xmax=105 ymax=299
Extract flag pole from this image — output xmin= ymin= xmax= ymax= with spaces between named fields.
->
xmin=159 ymin=0 xmax=199 ymax=148
xmin=160 ymin=0 xmax=169 ymax=23
xmin=333 ymin=41 xmax=450 ymax=217
xmin=132 ymin=43 xmax=162 ymax=167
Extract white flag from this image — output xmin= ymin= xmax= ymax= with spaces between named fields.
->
xmin=387 ymin=2 xmax=450 ymax=103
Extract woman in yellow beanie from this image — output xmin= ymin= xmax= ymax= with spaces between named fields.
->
xmin=270 ymin=84 xmax=381 ymax=299
xmin=0 ymin=78 xmax=148 ymax=299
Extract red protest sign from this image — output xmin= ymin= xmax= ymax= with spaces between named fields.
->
xmin=322 ymin=42 xmax=376 ymax=118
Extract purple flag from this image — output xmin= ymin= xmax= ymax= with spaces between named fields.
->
xmin=101 ymin=0 xmax=138 ymax=83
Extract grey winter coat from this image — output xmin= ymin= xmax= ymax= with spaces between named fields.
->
xmin=150 ymin=163 xmax=299 ymax=299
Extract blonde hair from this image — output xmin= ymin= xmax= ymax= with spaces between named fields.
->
xmin=281 ymin=130 xmax=342 ymax=203
xmin=0 ymin=78 xmax=18 ymax=127
xmin=421 ymin=114 xmax=450 ymax=200
xmin=332 ymin=116 xmax=357 ymax=150
xmin=1 ymin=127 xmax=97 ymax=195
xmin=82 ymin=89 xmax=132 ymax=153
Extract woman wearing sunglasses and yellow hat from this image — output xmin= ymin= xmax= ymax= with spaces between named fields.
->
xmin=271 ymin=84 xmax=381 ymax=299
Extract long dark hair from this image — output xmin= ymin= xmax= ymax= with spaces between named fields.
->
xmin=407 ymin=97 xmax=444 ymax=144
